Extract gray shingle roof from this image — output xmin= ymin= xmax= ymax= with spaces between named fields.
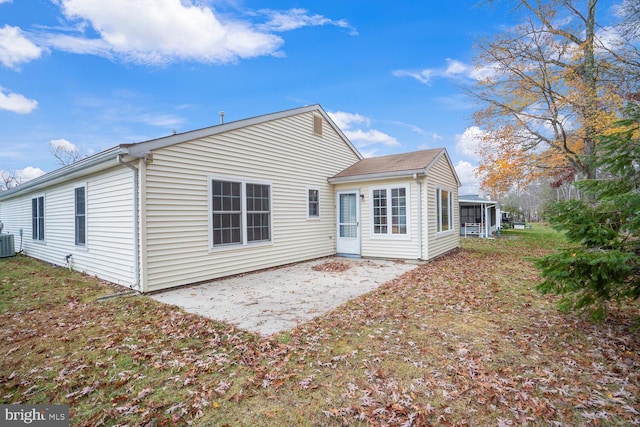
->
xmin=331 ymin=148 xmax=444 ymax=179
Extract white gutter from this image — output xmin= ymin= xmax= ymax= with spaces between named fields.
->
xmin=117 ymin=154 xmax=140 ymax=291
xmin=328 ymin=169 xmax=426 ymax=184
xmin=0 ymin=147 xmax=127 ymax=200
xmin=414 ymin=173 xmax=422 ymax=260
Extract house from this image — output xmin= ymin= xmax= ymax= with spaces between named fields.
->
xmin=0 ymin=105 xmax=460 ymax=292
xmin=459 ymin=194 xmax=501 ymax=237
xmin=328 ymin=149 xmax=460 ymax=261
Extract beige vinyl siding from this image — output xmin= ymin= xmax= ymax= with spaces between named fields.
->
xmin=0 ymin=197 xmax=30 ymax=254
xmin=0 ymin=167 xmax=136 ymax=287
xmin=426 ymin=155 xmax=460 ymax=259
xmin=143 ymin=110 xmax=360 ymax=292
xmin=334 ymin=178 xmax=420 ymax=260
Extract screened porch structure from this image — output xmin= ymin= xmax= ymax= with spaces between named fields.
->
xmin=459 ymin=195 xmax=500 ymax=238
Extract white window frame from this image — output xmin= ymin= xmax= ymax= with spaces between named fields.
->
xmin=306 ymin=187 xmax=321 ymax=219
xmin=369 ymin=184 xmax=410 ymax=240
xmin=74 ymin=184 xmax=87 ymax=247
xmin=208 ymin=176 xmax=273 ymax=251
xmin=436 ymin=187 xmax=454 ymax=235
xmin=31 ymin=194 xmax=45 ymax=242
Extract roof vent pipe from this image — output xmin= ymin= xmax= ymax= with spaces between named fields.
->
xmin=219 ymin=111 xmax=225 ymax=124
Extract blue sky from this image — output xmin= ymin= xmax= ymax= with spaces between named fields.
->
xmin=0 ymin=0 xmax=620 ymax=194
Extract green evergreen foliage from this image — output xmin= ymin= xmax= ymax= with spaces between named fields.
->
xmin=536 ymin=104 xmax=640 ymax=320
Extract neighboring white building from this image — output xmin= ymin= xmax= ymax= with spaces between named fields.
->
xmin=459 ymin=194 xmax=500 ymax=238
xmin=0 ymin=105 xmax=460 ymax=292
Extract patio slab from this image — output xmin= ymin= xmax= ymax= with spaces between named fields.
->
xmin=150 ymin=257 xmax=418 ymax=336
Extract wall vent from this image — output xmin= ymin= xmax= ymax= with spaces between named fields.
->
xmin=0 ymin=234 xmax=16 ymax=258
xmin=313 ymin=114 xmax=323 ymax=136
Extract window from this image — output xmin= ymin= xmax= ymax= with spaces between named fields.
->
xmin=460 ymin=205 xmax=482 ymax=225
xmin=371 ymin=186 xmax=407 ymax=236
xmin=212 ymin=180 xmax=242 ymax=245
xmin=313 ymin=114 xmax=323 ymax=136
xmin=372 ymin=189 xmax=387 ymax=234
xmin=32 ymin=196 xmax=44 ymax=241
xmin=391 ymin=188 xmax=407 ymax=234
xmin=75 ymin=186 xmax=86 ymax=246
xmin=307 ymin=188 xmax=320 ymax=218
xmin=246 ymin=183 xmax=270 ymax=242
xmin=437 ymin=188 xmax=453 ymax=232
xmin=211 ymin=179 xmax=271 ymax=247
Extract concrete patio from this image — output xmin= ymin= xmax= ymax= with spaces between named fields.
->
xmin=150 ymin=257 xmax=418 ymax=336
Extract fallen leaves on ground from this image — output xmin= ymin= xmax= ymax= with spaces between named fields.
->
xmin=1 ymin=230 xmax=639 ymax=426
xmin=312 ymin=260 xmax=352 ymax=272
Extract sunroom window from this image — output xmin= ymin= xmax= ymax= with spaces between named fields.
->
xmin=437 ymin=188 xmax=453 ymax=232
xmin=372 ymin=186 xmax=407 ymax=236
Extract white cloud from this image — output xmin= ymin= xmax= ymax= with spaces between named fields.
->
xmin=343 ymin=129 xmax=399 ymax=147
xmin=455 ymin=160 xmax=480 ymax=196
xmin=455 ymin=126 xmax=485 ymax=159
xmin=444 ymin=59 xmax=468 ymax=76
xmin=15 ymin=166 xmax=45 ymax=182
xmin=0 ymin=0 xmax=13 ymax=4
xmin=49 ymin=138 xmax=77 ymax=152
xmin=387 ymin=120 xmax=430 ymax=137
xmin=358 ymin=149 xmax=379 ymax=159
xmin=0 ymin=25 xmax=43 ymax=69
xmin=328 ymin=111 xmax=399 ymax=147
xmin=328 ymin=111 xmax=370 ymax=129
xmin=392 ymin=68 xmax=434 ymax=85
xmin=434 ymin=94 xmax=476 ymax=111
xmin=595 ymin=26 xmax=626 ymax=51
xmin=258 ymin=8 xmax=357 ymax=35
xmin=394 ymin=58 xmax=500 ymax=85
xmin=0 ymin=87 xmax=38 ymax=114
xmin=135 ymin=113 xmax=184 ymax=127
xmin=37 ymin=1 xmax=355 ymax=65
xmin=46 ymin=0 xmax=284 ymax=65
xmin=469 ymin=62 xmax=501 ymax=81
xmin=39 ymin=33 xmax=110 ymax=57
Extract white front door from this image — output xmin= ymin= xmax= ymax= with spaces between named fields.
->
xmin=336 ymin=190 xmax=360 ymax=256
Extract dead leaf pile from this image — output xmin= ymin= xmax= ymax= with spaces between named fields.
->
xmin=312 ymin=261 xmax=352 ymax=272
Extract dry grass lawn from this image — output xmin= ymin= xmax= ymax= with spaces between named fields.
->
xmin=1 ymin=225 xmax=638 ymax=426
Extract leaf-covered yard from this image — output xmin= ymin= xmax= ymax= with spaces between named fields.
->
xmin=1 ymin=226 xmax=638 ymax=426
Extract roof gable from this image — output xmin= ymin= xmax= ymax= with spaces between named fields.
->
xmin=331 ymin=149 xmax=443 ymax=180
xmin=329 ymin=148 xmax=461 ymax=186
xmin=0 ymin=105 xmax=362 ymax=200
xmin=124 ymin=104 xmax=362 ymax=160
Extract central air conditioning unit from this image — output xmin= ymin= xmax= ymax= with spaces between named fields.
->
xmin=0 ymin=234 xmax=16 ymax=258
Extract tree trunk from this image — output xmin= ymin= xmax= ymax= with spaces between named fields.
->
xmin=582 ymin=0 xmax=598 ymax=180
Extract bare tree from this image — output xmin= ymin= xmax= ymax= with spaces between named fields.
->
xmin=49 ymin=140 xmax=84 ymax=166
xmin=0 ymin=170 xmax=21 ymax=192
xmin=617 ymin=0 xmax=640 ymax=41
xmin=472 ymin=0 xmax=639 ymax=198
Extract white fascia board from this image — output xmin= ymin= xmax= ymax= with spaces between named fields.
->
xmin=459 ymin=198 xmax=498 ymax=205
xmin=125 ymin=104 xmax=363 ymax=160
xmin=328 ymin=169 xmax=426 ymax=184
xmin=0 ymin=147 xmax=127 ymax=200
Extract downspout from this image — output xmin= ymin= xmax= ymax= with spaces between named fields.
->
xmin=413 ymin=173 xmax=422 ymax=260
xmin=117 ymin=154 xmax=140 ymax=290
